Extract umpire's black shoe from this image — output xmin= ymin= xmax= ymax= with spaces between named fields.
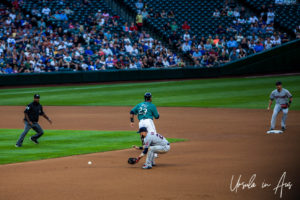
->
xmin=15 ymin=144 xmax=21 ymax=147
xmin=281 ymin=127 xmax=286 ymax=131
xmin=30 ymin=137 xmax=39 ymax=144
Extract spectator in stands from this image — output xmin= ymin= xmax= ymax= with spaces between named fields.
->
xmin=167 ymin=10 xmax=175 ymax=18
xmin=248 ymin=14 xmax=258 ymax=24
xmin=182 ymin=41 xmax=191 ymax=53
xmin=171 ymin=21 xmax=178 ymax=32
xmin=264 ymin=38 xmax=273 ymax=50
xmin=183 ymin=31 xmax=190 ymax=41
xmin=163 ymin=22 xmax=171 ymax=31
xmin=64 ymin=6 xmax=74 ymax=15
xmin=227 ymin=8 xmax=233 ymax=17
xmin=160 ymin=10 xmax=167 ymax=18
xmin=182 ymin=21 xmax=190 ymax=31
xmin=253 ymin=41 xmax=264 ymax=53
xmin=41 ymin=6 xmax=51 ymax=16
xmin=229 ymin=51 xmax=238 ymax=61
xmin=200 ymin=55 xmax=208 ymax=67
xmin=192 ymin=48 xmax=202 ymax=62
xmin=216 ymin=25 xmax=226 ymax=34
xmin=213 ymin=35 xmax=220 ymax=45
xmin=135 ymin=0 xmax=144 ymax=11
xmin=266 ymin=9 xmax=275 ymax=24
xmin=233 ymin=8 xmax=240 ymax=18
xmin=136 ymin=11 xmax=143 ymax=31
xmin=141 ymin=8 xmax=149 ymax=19
xmin=129 ymin=22 xmax=138 ymax=32
xmin=123 ymin=22 xmax=130 ymax=32
xmin=281 ymin=33 xmax=290 ymax=43
xmin=204 ymin=40 xmax=213 ymax=51
xmin=227 ymin=37 xmax=238 ymax=48
xmin=213 ymin=9 xmax=220 ymax=17
xmin=271 ymin=35 xmax=281 ymax=46
xmin=218 ymin=51 xmax=229 ymax=64
xmin=294 ymin=26 xmax=300 ymax=39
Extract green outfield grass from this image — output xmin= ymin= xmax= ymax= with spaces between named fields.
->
xmin=0 ymin=129 xmax=184 ymax=165
xmin=0 ymin=75 xmax=299 ymax=109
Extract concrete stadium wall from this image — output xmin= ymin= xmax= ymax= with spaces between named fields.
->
xmin=1 ymin=39 xmax=299 ymax=86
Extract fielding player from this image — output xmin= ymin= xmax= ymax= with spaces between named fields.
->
xmin=16 ymin=94 xmax=52 ymax=147
xmin=268 ymin=81 xmax=293 ymax=131
xmin=133 ymin=127 xmax=170 ymax=169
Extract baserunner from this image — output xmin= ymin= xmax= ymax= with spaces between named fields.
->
xmin=130 ymin=92 xmax=159 ymax=134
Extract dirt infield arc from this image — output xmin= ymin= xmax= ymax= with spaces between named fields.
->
xmin=0 ymin=106 xmax=299 ymax=200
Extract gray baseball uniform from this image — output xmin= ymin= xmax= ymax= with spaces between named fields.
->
xmin=143 ymin=132 xmax=170 ymax=167
xmin=270 ymin=88 xmax=292 ymax=129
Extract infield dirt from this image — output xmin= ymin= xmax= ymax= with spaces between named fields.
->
xmin=0 ymin=106 xmax=299 ymax=200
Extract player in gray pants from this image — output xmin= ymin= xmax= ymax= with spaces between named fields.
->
xmin=133 ymin=127 xmax=170 ymax=169
xmin=268 ymin=81 xmax=293 ymax=131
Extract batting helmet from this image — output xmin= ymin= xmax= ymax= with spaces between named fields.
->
xmin=144 ymin=92 xmax=152 ymax=101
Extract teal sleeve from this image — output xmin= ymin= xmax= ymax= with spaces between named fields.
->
xmin=131 ymin=104 xmax=139 ymax=114
xmin=152 ymin=105 xmax=159 ymax=119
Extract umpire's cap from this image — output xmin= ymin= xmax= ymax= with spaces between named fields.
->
xmin=275 ymin=81 xmax=282 ymax=86
xmin=137 ymin=127 xmax=148 ymax=133
xmin=34 ymin=94 xmax=40 ymax=99
xmin=144 ymin=92 xmax=152 ymax=100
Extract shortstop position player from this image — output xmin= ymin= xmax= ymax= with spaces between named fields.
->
xmin=268 ymin=81 xmax=293 ymax=131
xmin=16 ymin=94 xmax=52 ymax=147
xmin=133 ymin=127 xmax=170 ymax=169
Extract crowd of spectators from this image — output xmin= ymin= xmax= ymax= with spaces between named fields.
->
xmin=0 ymin=0 xmax=184 ymax=74
xmin=174 ymin=0 xmax=292 ymax=67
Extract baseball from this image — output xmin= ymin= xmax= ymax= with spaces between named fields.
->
xmin=88 ymin=161 xmax=92 ymax=165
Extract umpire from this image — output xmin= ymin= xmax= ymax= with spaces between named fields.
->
xmin=15 ymin=94 xmax=52 ymax=147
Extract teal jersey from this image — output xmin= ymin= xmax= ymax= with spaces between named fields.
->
xmin=131 ymin=102 xmax=159 ymax=121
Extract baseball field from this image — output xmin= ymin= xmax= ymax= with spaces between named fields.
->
xmin=0 ymin=75 xmax=299 ymax=200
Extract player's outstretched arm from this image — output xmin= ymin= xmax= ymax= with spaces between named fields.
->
xmin=42 ymin=113 xmax=52 ymax=124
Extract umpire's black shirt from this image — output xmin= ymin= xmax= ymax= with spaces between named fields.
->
xmin=24 ymin=102 xmax=44 ymax=123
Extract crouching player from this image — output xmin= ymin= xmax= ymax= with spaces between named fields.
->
xmin=133 ymin=127 xmax=170 ymax=169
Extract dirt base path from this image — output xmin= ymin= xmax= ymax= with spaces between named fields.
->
xmin=0 ymin=106 xmax=299 ymax=200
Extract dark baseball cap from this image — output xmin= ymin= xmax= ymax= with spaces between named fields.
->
xmin=275 ymin=81 xmax=282 ymax=86
xmin=34 ymin=94 xmax=40 ymax=99
xmin=137 ymin=127 xmax=148 ymax=133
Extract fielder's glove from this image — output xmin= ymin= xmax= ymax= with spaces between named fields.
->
xmin=128 ymin=157 xmax=138 ymax=164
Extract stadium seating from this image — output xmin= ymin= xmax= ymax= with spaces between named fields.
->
xmin=244 ymin=0 xmax=300 ymax=33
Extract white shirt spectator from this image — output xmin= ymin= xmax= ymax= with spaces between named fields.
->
xmin=233 ymin=10 xmax=240 ymax=18
xmin=267 ymin=11 xmax=275 ymax=24
xmin=264 ymin=40 xmax=273 ymax=49
xmin=125 ymin=44 xmax=133 ymax=53
xmin=42 ymin=7 xmax=51 ymax=16
xmin=182 ymin=42 xmax=191 ymax=52
xmin=162 ymin=59 xmax=169 ymax=67
xmin=58 ymin=44 xmax=66 ymax=50
xmin=213 ymin=10 xmax=220 ymax=17
xmin=5 ymin=18 xmax=12 ymax=25
xmin=9 ymin=13 xmax=16 ymax=21
xmin=237 ymin=18 xmax=246 ymax=24
xmin=103 ymin=47 xmax=113 ymax=56
xmin=129 ymin=63 xmax=137 ymax=69
xmin=7 ymin=37 xmax=16 ymax=44
xmin=271 ymin=37 xmax=281 ymax=46
xmin=248 ymin=16 xmax=258 ymax=24
xmin=131 ymin=47 xmax=138 ymax=56
xmin=183 ymin=33 xmax=191 ymax=41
